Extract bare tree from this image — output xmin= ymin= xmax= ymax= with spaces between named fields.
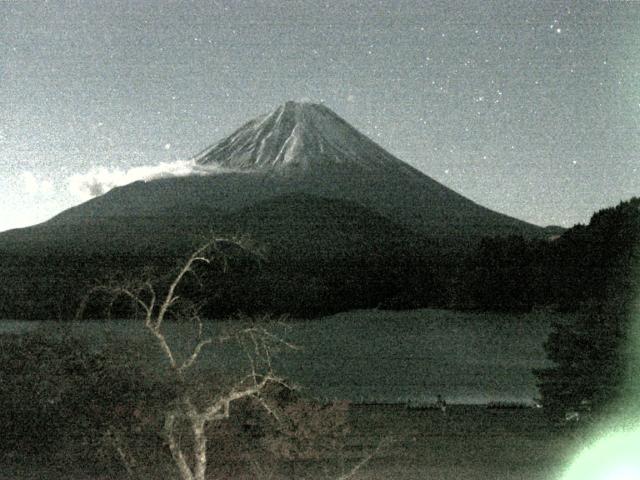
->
xmin=78 ymin=236 xmax=386 ymax=480
xmin=78 ymin=237 xmax=299 ymax=480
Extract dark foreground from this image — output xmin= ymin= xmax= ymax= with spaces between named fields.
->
xmin=343 ymin=404 xmax=575 ymax=480
xmin=0 ymin=404 xmax=579 ymax=480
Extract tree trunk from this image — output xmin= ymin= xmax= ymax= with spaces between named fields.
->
xmin=193 ymin=418 xmax=208 ymax=480
xmin=165 ymin=413 xmax=196 ymax=480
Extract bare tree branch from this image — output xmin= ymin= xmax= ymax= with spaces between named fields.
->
xmin=103 ymin=427 xmax=137 ymax=480
xmin=148 ymin=325 xmax=178 ymax=370
xmin=255 ymin=395 xmax=282 ymax=423
xmin=202 ymin=371 xmax=290 ymax=423
xmin=178 ymin=338 xmax=213 ymax=374
xmin=335 ymin=437 xmax=391 ymax=480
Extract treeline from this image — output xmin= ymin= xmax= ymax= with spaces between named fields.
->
xmin=457 ymin=197 xmax=639 ymax=313
xmin=0 ymin=244 xmax=442 ymax=321
xmin=533 ymin=198 xmax=639 ymax=420
xmin=73 ymin=237 xmax=451 ymax=320
xmin=0 ymin=253 xmax=176 ymax=320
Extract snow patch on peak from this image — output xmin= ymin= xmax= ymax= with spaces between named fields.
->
xmin=193 ymin=101 xmax=410 ymax=174
xmin=276 ymin=123 xmax=303 ymax=165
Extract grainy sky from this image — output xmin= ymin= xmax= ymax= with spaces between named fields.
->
xmin=1 ymin=0 xmax=639 ymax=232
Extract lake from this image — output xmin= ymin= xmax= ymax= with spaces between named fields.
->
xmin=0 ymin=308 xmax=555 ymax=404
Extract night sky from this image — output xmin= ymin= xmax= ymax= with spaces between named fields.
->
xmin=2 ymin=0 xmax=639 ymax=232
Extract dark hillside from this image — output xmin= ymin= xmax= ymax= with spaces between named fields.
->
xmin=0 ymin=194 xmax=448 ymax=319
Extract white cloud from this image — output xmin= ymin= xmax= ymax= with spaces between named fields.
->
xmin=21 ymin=171 xmax=54 ymax=195
xmin=67 ymin=159 xmax=233 ymax=200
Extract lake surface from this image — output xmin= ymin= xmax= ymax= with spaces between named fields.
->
xmin=0 ymin=309 xmax=555 ymax=404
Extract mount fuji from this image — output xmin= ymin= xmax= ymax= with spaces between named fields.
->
xmin=0 ymin=101 xmax=549 ymax=319
xmin=43 ymin=101 xmax=543 ymax=240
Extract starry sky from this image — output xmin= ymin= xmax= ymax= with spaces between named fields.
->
xmin=2 ymin=0 xmax=639 ymax=232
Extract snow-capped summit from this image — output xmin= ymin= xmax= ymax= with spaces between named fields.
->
xmin=194 ymin=101 xmax=410 ymax=173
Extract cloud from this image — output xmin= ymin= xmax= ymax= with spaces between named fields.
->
xmin=21 ymin=171 xmax=54 ymax=195
xmin=67 ymin=159 xmax=233 ymax=200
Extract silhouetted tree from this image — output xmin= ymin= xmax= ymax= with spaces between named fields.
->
xmin=534 ymin=198 xmax=640 ymax=420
